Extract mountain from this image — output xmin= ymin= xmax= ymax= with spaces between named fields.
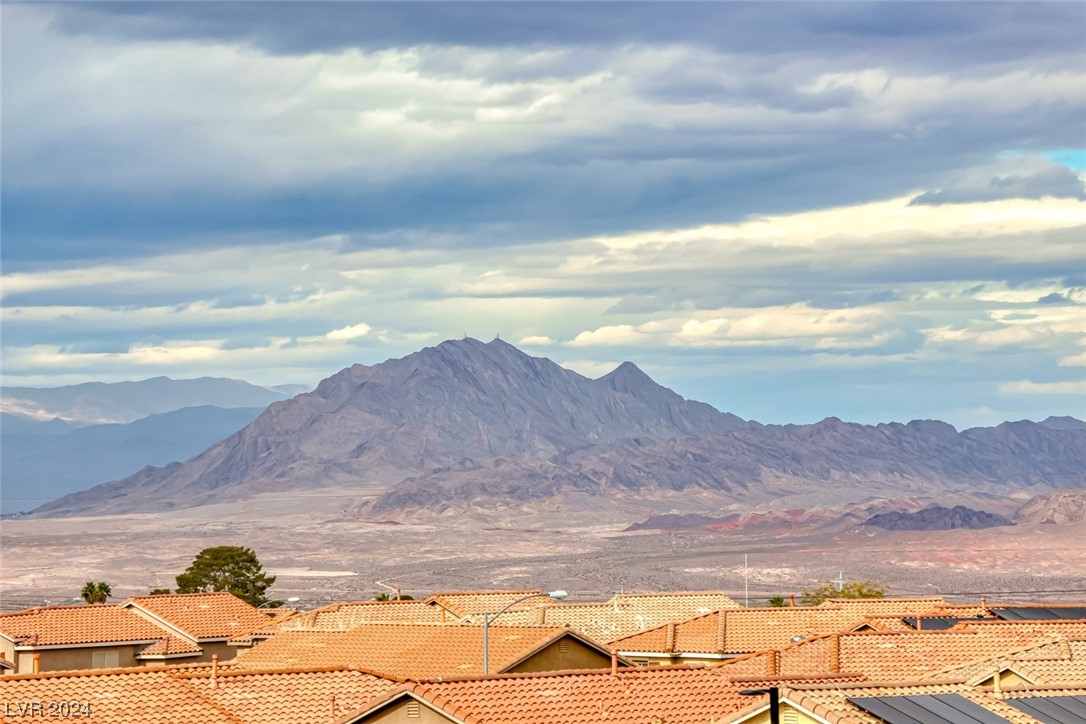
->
xmin=361 ymin=417 xmax=1086 ymax=516
xmin=1 ymin=376 xmax=296 ymax=425
xmin=1 ymin=406 xmax=267 ymax=514
xmin=35 ymin=338 xmax=751 ymax=516
xmin=863 ymin=505 xmax=1014 ymax=531
xmin=1015 ymin=490 xmax=1086 ymax=524
xmin=1038 ymin=415 xmax=1086 ymax=431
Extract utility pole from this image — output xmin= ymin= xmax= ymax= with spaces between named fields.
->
xmin=835 ymin=571 xmax=845 ymax=592
xmin=744 ymin=554 xmax=749 ymax=607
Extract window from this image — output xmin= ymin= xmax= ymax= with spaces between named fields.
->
xmin=91 ymin=650 xmax=120 ymax=668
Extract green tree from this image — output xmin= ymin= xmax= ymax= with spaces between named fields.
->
xmin=80 ymin=581 xmax=111 ymax=604
xmin=175 ymin=546 xmax=275 ymax=607
xmin=767 ymin=595 xmax=787 ymax=607
xmin=149 ymin=588 xmax=171 ymax=595
xmin=801 ymin=578 xmax=887 ymax=607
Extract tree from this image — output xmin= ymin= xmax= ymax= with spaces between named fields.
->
xmin=80 ymin=581 xmax=111 ymax=604
xmin=149 ymin=588 xmax=171 ymax=595
xmin=801 ymin=578 xmax=887 ymax=607
xmin=175 ymin=546 xmax=275 ymax=607
xmin=373 ymin=592 xmax=415 ymax=601
xmin=767 ymin=595 xmax=787 ymax=607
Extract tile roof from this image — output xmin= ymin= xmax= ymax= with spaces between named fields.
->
xmin=123 ymin=592 xmax=273 ymax=640
xmin=0 ymin=668 xmax=242 ymax=723
xmin=922 ymin=637 xmax=1086 ymax=686
xmin=818 ymin=597 xmax=947 ymax=615
xmin=0 ymin=604 xmax=182 ymax=648
xmin=614 ymin=607 xmax=864 ymax=655
xmin=516 ymin=592 xmax=741 ymax=643
xmin=338 ymin=665 xmax=758 ymax=724
xmin=177 ymin=665 xmax=400 ymax=724
xmin=715 ymin=627 xmax=1083 ymax=681
xmin=427 ymin=590 xmax=555 ymax=618
xmin=282 ymin=599 xmax=448 ymax=630
xmin=236 ymin=623 xmax=605 ymax=679
xmin=138 ymin=635 xmax=204 ymax=657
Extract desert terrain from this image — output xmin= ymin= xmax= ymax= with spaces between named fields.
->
xmin=3 ymin=486 xmax=1083 ymax=612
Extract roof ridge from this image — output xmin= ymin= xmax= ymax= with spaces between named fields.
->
xmin=406 ymin=663 xmax=711 ymax=684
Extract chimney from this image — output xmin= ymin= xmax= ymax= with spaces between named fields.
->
xmin=32 ymin=653 xmax=40 ymax=674
xmin=611 ymin=650 xmax=619 ymax=676
xmin=211 ymin=654 xmax=218 ymax=688
xmin=916 ymin=617 xmax=923 ymax=631
xmin=716 ymin=611 xmax=727 ymax=654
xmin=666 ymin=623 xmax=676 ymax=653
xmin=830 ymin=634 xmax=840 ymax=674
xmin=789 ymin=594 xmax=795 ymax=607
xmin=767 ymin=648 xmax=778 ymax=677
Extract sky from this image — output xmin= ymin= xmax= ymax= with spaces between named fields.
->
xmin=1 ymin=2 xmax=1084 ymax=428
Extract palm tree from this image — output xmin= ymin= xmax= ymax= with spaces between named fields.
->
xmin=80 ymin=581 xmax=111 ymax=604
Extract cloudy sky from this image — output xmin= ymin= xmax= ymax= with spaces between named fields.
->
xmin=2 ymin=2 xmax=1084 ymax=427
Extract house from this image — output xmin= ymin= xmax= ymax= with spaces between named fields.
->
xmin=120 ymin=592 xmax=273 ymax=663
xmin=0 ymin=605 xmax=203 ymax=674
xmin=235 ymin=623 xmax=621 ymax=678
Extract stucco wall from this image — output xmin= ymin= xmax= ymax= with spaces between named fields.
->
xmin=508 ymin=636 xmax=614 ymax=673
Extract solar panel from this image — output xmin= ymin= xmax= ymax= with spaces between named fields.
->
xmin=848 ymin=694 xmax=1010 ymax=724
xmin=902 ymin=617 xmax=961 ymax=630
xmin=1004 ymin=695 xmax=1086 ymax=724
xmin=993 ymin=607 xmax=1086 ymax=621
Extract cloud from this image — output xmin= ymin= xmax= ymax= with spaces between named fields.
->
xmin=325 ymin=322 xmax=372 ymax=341
xmin=516 ymin=335 xmax=554 ymax=346
xmin=999 ymin=380 xmax=1086 ymax=395
xmin=910 ymin=155 xmax=1086 ymax=205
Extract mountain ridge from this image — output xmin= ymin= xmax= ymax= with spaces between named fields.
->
xmin=29 ymin=338 xmax=1086 ymax=519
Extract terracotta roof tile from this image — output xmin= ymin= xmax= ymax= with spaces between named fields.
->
xmin=714 ymin=627 xmax=1084 ymax=681
xmin=236 ymin=623 xmax=605 ymax=679
xmin=123 ymin=592 xmax=272 ymax=640
xmin=138 ymin=636 xmax=203 ymax=657
xmin=427 ymin=590 xmax=554 ymax=618
xmin=615 ymin=607 xmax=863 ymax=655
xmin=817 ymin=597 xmax=947 ymax=615
xmin=0 ymin=605 xmax=180 ymax=648
xmin=338 ymin=666 xmax=756 ymax=724
xmin=922 ymin=637 xmax=1086 ymax=686
xmin=179 ymin=666 xmax=400 ymax=724
xmin=282 ymin=599 xmax=448 ymax=630
xmin=0 ymin=668 xmax=242 ymax=723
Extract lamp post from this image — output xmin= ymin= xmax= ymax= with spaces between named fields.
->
xmin=740 ymin=687 xmax=780 ymax=724
xmin=258 ymin=596 xmax=300 ymax=609
xmin=482 ymin=589 xmax=567 ymax=675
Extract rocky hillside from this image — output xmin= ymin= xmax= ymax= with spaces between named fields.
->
xmin=1015 ymin=490 xmax=1086 ymax=524
xmin=36 ymin=338 xmax=749 ymax=515
xmin=863 ymin=505 xmax=1014 ymax=531
xmin=362 ymin=417 xmax=1086 ymax=516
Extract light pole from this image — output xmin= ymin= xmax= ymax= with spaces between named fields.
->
xmin=482 ymin=590 xmax=567 ymax=675
xmin=258 ymin=596 xmax=300 ymax=609
xmin=740 ymin=687 xmax=780 ymax=724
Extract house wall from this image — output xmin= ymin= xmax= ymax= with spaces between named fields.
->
xmin=619 ymin=653 xmax=719 ymax=667
xmin=15 ymin=644 xmax=143 ymax=674
xmin=350 ymin=698 xmax=455 ymax=723
xmin=508 ymin=637 xmax=613 ymax=673
xmin=196 ymin=641 xmax=234 ymax=663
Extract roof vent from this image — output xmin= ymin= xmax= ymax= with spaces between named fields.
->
xmin=406 ymin=700 xmax=421 ymax=719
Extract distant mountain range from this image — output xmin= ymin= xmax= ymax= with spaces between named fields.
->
xmin=1 ymin=376 xmax=297 ymax=425
xmin=0 ymin=377 xmax=310 ymax=515
xmin=25 ymin=339 xmax=1086 ymax=520
xmin=863 ymin=505 xmax=1015 ymax=531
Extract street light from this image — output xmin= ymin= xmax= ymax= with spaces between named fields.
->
xmin=258 ymin=596 xmax=301 ymax=609
xmin=482 ymin=590 xmax=567 ymax=675
xmin=740 ymin=687 xmax=780 ymax=724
